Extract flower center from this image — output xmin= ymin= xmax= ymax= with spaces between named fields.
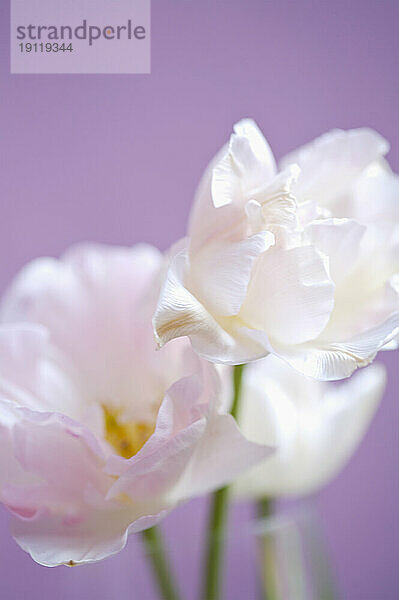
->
xmin=102 ymin=405 xmax=154 ymax=459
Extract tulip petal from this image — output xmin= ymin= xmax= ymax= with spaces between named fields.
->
xmin=240 ymin=245 xmax=335 ymax=345
xmin=107 ymin=362 xmax=270 ymax=504
xmin=153 ymin=245 xmax=270 ymax=364
xmin=0 ymin=407 xmax=109 ymax=514
xmin=0 ymin=403 xmax=168 ymax=567
xmin=233 ymin=118 xmax=277 ymax=183
xmin=280 ymin=128 xmax=390 ymax=209
xmin=189 ymin=120 xmax=277 ymax=253
xmin=0 ymin=324 xmax=88 ymax=425
xmin=10 ymin=505 xmax=168 ymax=567
xmin=105 ymin=374 xmax=208 ymax=500
xmin=277 ymin=311 xmax=399 ymax=380
xmin=0 ymin=244 xmax=162 ymax=362
xmin=0 ymin=244 xmax=165 ymax=413
xmin=247 ymin=165 xmax=299 ymax=235
xmin=234 ymin=357 xmax=385 ymax=498
xmin=311 ymin=363 xmax=386 ymax=489
xmin=189 ymin=231 xmax=275 ymax=316
xmin=169 ymin=413 xmax=273 ymax=502
xmin=212 ymin=119 xmax=276 ymax=208
xmin=352 ymin=166 xmax=399 ymax=225
xmin=305 ymin=218 xmax=366 ymax=285
xmin=0 ymin=325 xmax=50 ymax=409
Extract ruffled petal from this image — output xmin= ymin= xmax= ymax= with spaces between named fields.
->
xmin=107 ymin=365 xmax=271 ymax=505
xmin=245 ymin=165 xmax=299 ymax=237
xmin=0 ymin=407 xmax=109 ymax=515
xmin=105 ymin=364 xmax=216 ymax=496
xmin=0 ymin=402 xmax=167 ymax=567
xmin=153 ymin=244 xmax=269 ymax=364
xmin=10 ymin=505 xmax=168 ymax=567
xmin=277 ymin=311 xmax=399 ymax=380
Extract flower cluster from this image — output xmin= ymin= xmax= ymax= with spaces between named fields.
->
xmin=0 ymin=120 xmax=396 ymax=566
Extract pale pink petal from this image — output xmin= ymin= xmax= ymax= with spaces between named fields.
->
xmin=0 ymin=325 xmax=49 ymax=409
xmin=105 ymin=372 xmax=212 ymax=498
xmin=169 ymin=412 xmax=273 ymax=501
xmin=1 ymin=408 xmax=110 ymax=515
xmin=0 ymin=402 xmax=158 ymax=567
xmin=0 ymin=324 xmax=84 ymax=420
xmin=0 ymin=244 xmax=164 ymax=410
xmin=10 ymin=505 xmax=169 ymax=567
xmin=108 ymin=366 xmax=271 ymax=504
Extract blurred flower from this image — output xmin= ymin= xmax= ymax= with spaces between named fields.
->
xmin=154 ymin=120 xmax=335 ymax=367
xmin=233 ymin=355 xmax=386 ymax=498
xmin=0 ymin=244 xmax=269 ymax=566
xmin=154 ymin=121 xmax=399 ymax=379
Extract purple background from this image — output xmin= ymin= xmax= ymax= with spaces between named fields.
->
xmin=1 ymin=1 xmax=399 ymax=598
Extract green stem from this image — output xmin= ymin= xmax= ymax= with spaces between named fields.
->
xmin=201 ymin=485 xmax=230 ymax=600
xmin=201 ymin=364 xmax=245 ymax=600
xmin=257 ymin=499 xmax=278 ymax=600
xmin=142 ymin=526 xmax=182 ymax=600
xmin=257 ymin=498 xmax=273 ymax=521
xmin=230 ymin=363 xmax=245 ymax=420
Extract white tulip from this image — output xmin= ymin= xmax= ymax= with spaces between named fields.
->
xmin=233 ymin=355 xmax=386 ymax=498
xmin=154 ymin=120 xmax=399 ymax=380
xmin=154 ymin=120 xmax=335 ymax=368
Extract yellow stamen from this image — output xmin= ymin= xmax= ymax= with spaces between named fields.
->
xmin=103 ymin=405 xmax=154 ymax=459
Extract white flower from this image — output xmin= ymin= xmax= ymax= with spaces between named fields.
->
xmin=154 ymin=120 xmax=335 ymax=367
xmin=233 ymin=355 xmax=386 ymax=498
xmin=0 ymin=244 xmax=269 ymax=566
xmin=155 ymin=121 xmax=399 ymax=379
